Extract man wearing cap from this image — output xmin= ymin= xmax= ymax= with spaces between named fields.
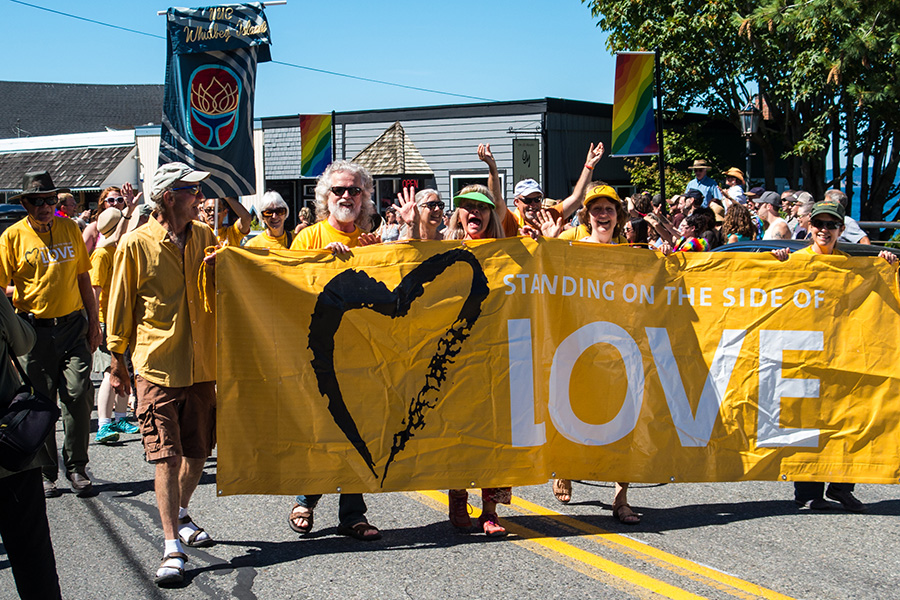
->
xmin=685 ymin=159 xmax=723 ymax=208
xmin=0 ymin=171 xmax=101 ymax=499
xmin=757 ymin=191 xmax=791 ymax=240
xmin=287 ymin=160 xmax=386 ymax=542
xmin=476 ymin=142 xmax=605 ymax=239
xmin=772 ymin=199 xmax=897 ymax=512
xmin=106 ymin=162 xmax=218 ymax=586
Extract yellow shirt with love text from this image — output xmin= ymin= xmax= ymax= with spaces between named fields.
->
xmin=0 ymin=217 xmax=90 ymax=318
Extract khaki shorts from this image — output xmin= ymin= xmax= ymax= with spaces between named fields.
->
xmin=135 ymin=375 xmax=216 ymax=461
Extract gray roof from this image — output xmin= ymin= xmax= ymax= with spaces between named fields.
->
xmin=0 ymin=81 xmax=164 ymax=139
xmin=0 ymin=146 xmax=133 ymax=191
xmin=351 ymin=121 xmax=433 ymax=176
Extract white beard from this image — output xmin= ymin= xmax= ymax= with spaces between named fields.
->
xmin=328 ymin=198 xmax=360 ymax=224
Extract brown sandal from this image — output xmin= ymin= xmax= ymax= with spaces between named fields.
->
xmin=154 ymin=552 xmax=187 ymax=586
xmin=337 ymin=521 xmax=382 ymax=541
xmin=613 ymin=503 xmax=641 ymax=525
xmin=288 ymin=503 xmax=314 ymax=535
xmin=553 ymin=479 xmax=572 ymax=504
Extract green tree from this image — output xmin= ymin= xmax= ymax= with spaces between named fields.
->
xmin=625 ymin=129 xmax=723 ymax=197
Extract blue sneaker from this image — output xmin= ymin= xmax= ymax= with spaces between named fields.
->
xmin=111 ymin=418 xmax=140 ymax=434
xmin=95 ymin=423 xmax=120 ymax=444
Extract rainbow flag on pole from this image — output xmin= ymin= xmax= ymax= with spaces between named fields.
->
xmin=300 ymin=114 xmax=333 ymax=177
xmin=611 ymin=52 xmax=659 ymax=157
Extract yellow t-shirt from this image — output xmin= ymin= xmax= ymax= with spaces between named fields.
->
xmin=559 ymin=224 xmax=590 ymax=241
xmin=290 ymin=220 xmax=361 ymax=251
xmin=796 ymin=245 xmax=849 ymax=257
xmin=217 ymin=222 xmax=246 ymax=247
xmin=0 ymin=216 xmax=90 ymax=318
xmin=244 ymin=231 xmax=291 ymax=250
xmin=89 ymin=244 xmax=115 ymax=323
xmin=107 ymin=218 xmax=217 ymax=387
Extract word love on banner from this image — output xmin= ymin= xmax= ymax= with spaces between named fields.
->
xmin=214 ymin=239 xmax=900 ymax=496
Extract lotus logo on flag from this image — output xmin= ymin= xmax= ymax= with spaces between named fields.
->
xmin=189 ymin=66 xmax=242 ymax=150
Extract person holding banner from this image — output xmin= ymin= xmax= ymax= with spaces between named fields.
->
xmin=444 ymin=185 xmax=519 ymax=536
xmin=106 ymin=162 xmax=218 ymax=586
xmin=547 ymin=183 xmax=641 ymax=524
xmin=287 ymin=161 xmax=385 ymax=542
xmin=771 ymin=198 xmax=897 ymax=512
xmin=200 ymin=196 xmax=251 ymax=247
xmin=245 ymin=191 xmax=292 ymax=250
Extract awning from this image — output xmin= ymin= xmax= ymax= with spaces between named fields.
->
xmin=0 ymin=145 xmax=134 ymax=192
xmin=351 ymin=121 xmax=433 ymax=176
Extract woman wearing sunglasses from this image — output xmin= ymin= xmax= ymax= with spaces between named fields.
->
xmin=400 ymin=188 xmax=446 ymax=240
xmin=82 ymin=184 xmax=138 ymax=254
xmin=245 ymin=191 xmax=292 ymax=249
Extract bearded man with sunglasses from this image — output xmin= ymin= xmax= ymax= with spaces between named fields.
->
xmin=0 ymin=171 xmax=102 ymax=499
xmin=106 ymin=162 xmax=218 ymax=586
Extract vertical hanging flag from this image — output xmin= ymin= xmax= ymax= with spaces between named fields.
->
xmin=611 ymin=52 xmax=659 ymax=157
xmin=300 ymin=114 xmax=333 ymax=178
xmin=159 ymin=3 xmax=271 ymax=198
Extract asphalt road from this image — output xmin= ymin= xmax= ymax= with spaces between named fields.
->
xmin=2 ymin=414 xmax=900 ymax=600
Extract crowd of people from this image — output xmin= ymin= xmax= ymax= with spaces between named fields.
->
xmin=0 ymin=140 xmax=897 ymax=595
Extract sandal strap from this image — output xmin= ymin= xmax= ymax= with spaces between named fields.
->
xmin=162 ymin=552 xmax=188 ymax=562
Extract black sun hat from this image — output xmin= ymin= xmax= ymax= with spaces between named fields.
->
xmin=10 ymin=171 xmax=70 ymax=202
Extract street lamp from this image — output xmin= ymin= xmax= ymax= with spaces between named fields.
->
xmin=739 ymin=100 xmax=761 ymax=183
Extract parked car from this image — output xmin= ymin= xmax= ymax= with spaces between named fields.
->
xmin=0 ymin=204 xmax=27 ymax=235
xmin=711 ymin=239 xmax=900 ymax=259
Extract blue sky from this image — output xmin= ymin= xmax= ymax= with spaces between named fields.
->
xmin=3 ymin=0 xmax=617 ymax=118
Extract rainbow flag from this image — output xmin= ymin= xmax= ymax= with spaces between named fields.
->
xmin=300 ymin=114 xmax=333 ymax=177
xmin=611 ymin=52 xmax=659 ymax=157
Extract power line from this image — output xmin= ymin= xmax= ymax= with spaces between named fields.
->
xmin=8 ymin=0 xmax=497 ymax=103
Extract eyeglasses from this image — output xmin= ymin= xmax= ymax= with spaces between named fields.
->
xmin=422 ymin=200 xmax=445 ymax=211
xmin=24 ymin=196 xmax=58 ymax=207
xmin=261 ymin=208 xmax=287 ymax=217
xmin=517 ymin=196 xmax=543 ymax=205
xmin=172 ymin=184 xmax=202 ymax=196
xmin=105 ymin=196 xmax=125 ymax=204
xmin=330 ymin=186 xmax=362 ymax=198
xmin=810 ymin=218 xmax=841 ymax=230
xmin=458 ymin=201 xmax=489 ymax=212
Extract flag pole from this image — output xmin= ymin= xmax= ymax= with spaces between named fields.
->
xmin=654 ymin=49 xmax=666 ymax=202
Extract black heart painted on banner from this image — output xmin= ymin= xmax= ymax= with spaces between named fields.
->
xmin=308 ymin=248 xmax=489 ymax=485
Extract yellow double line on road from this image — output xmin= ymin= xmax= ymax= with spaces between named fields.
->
xmin=408 ymin=490 xmax=795 ymax=600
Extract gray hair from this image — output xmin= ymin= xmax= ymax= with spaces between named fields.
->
xmin=258 ymin=190 xmax=289 ymax=218
xmin=797 ymin=199 xmax=815 ymax=216
xmin=824 ymin=189 xmax=848 ymax=208
xmin=414 ymin=188 xmax=441 ymax=206
xmin=314 ymin=160 xmax=376 ymax=231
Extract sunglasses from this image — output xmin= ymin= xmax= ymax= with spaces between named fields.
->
xmin=810 ymin=218 xmax=841 ymax=230
xmin=105 ymin=196 xmax=126 ymax=204
xmin=330 ymin=186 xmax=362 ymax=198
xmin=517 ymin=196 xmax=543 ymax=205
xmin=201 ymin=207 xmax=218 ymax=215
xmin=261 ymin=208 xmax=287 ymax=217
xmin=25 ymin=196 xmax=58 ymax=207
xmin=172 ymin=184 xmax=202 ymax=195
xmin=458 ymin=201 xmax=490 ymax=212
xmin=422 ymin=200 xmax=445 ymax=211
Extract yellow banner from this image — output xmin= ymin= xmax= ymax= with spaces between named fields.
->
xmin=215 ymin=238 xmax=900 ymax=496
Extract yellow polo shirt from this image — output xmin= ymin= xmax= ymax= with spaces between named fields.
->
xmin=244 ymin=231 xmax=291 ymax=250
xmin=217 ymin=222 xmax=246 ymax=247
xmin=0 ymin=216 xmax=90 ymax=318
xmin=89 ymin=244 xmax=115 ymax=324
xmin=290 ymin=220 xmax=361 ymax=250
xmin=107 ymin=217 xmax=217 ymax=387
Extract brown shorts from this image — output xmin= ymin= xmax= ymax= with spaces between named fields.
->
xmin=135 ymin=375 xmax=217 ymax=461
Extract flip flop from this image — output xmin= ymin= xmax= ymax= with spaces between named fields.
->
xmin=289 ymin=503 xmax=314 ymax=535
xmin=337 ymin=521 xmax=382 ymax=541
xmin=553 ymin=479 xmax=572 ymax=504
xmin=613 ymin=504 xmax=641 ymax=525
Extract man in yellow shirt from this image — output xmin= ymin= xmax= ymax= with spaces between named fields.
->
xmin=199 ymin=195 xmax=251 ymax=247
xmin=106 ymin=162 xmax=217 ymax=587
xmin=0 ymin=171 xmax=101 ymax=499
xmin=288 ymin=160 xmax=384 ymax=542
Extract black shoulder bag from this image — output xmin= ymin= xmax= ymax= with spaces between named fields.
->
xmin=0 ymin=351 xmax=60 ymax=472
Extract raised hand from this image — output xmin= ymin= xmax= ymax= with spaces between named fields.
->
xmin=535 ymin=209 xmax=563 ymax=238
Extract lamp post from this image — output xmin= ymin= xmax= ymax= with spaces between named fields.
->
xmin=738 ymin=100 xmax=760 ymax=183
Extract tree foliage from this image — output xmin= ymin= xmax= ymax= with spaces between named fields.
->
xmin=584 ymin=0 xmax=900 ymax=224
